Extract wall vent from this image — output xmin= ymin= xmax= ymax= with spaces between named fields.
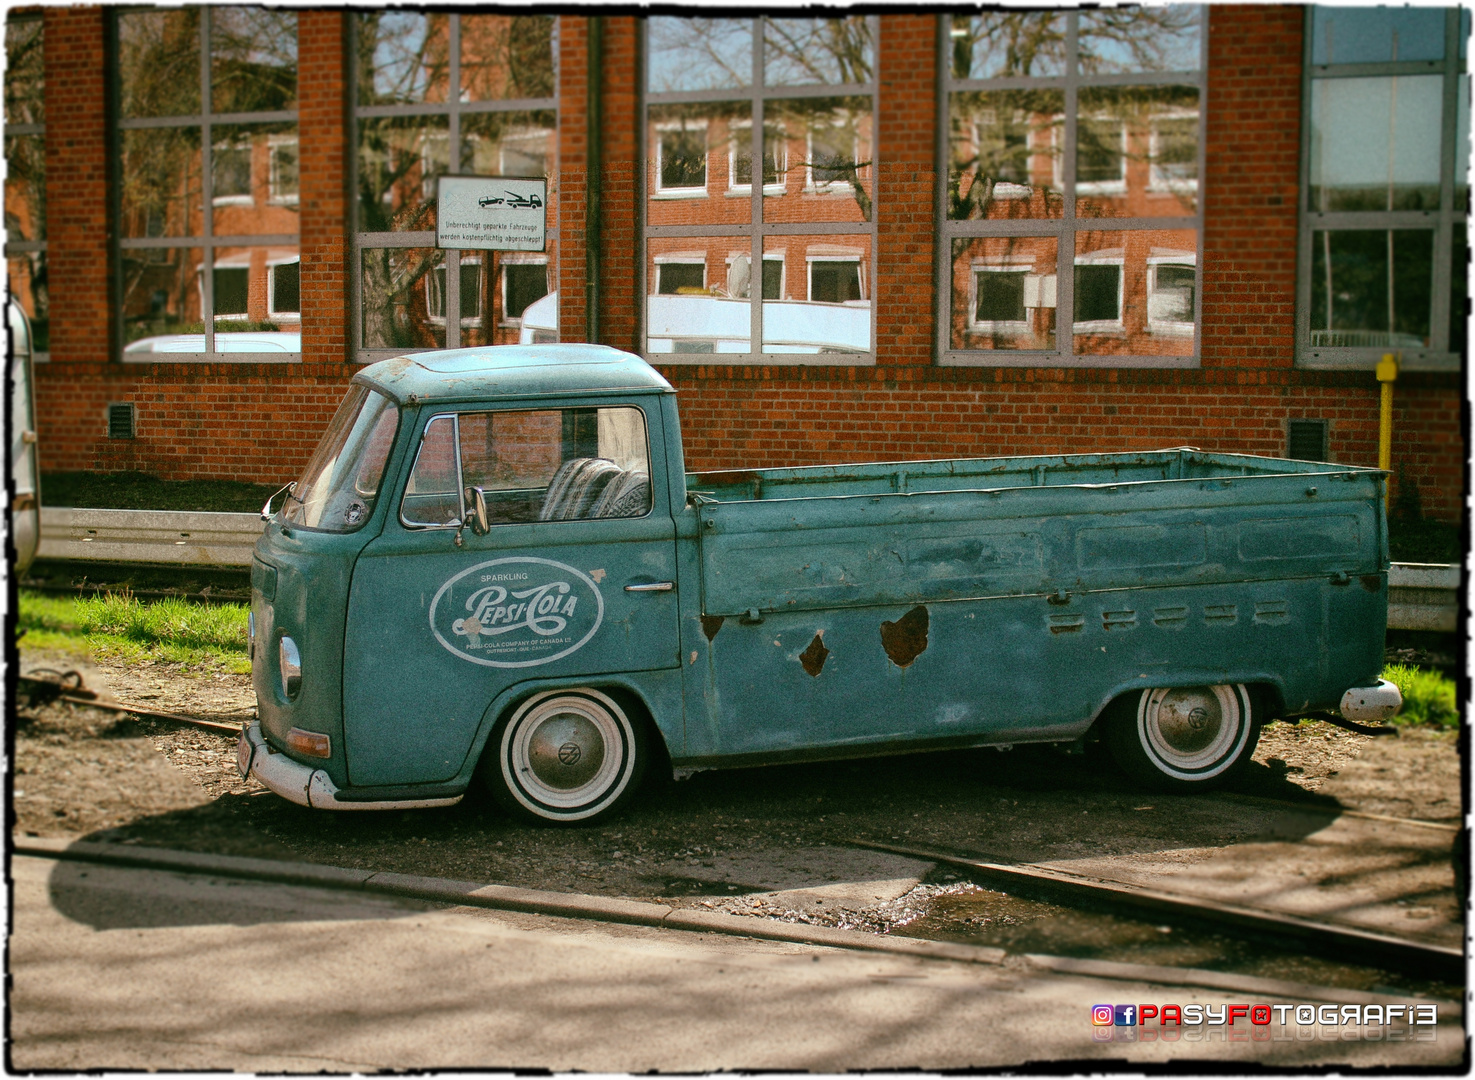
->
xmin=1287 ymin=419 xmax=1327 ymax=462
xmin=107 ymin=403 xmax=136 ymax=440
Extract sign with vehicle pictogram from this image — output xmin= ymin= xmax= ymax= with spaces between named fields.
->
xmin=437 ymin=175 xmax=547 ymax=252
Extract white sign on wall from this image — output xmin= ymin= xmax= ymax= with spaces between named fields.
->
xmin=436 ymin=175 xmax=547 ymax=252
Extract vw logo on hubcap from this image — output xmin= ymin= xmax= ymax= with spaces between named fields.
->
xmin=559 ymin=742 xmax=582 ymax=766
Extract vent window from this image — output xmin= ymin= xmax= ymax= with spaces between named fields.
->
xmin=1287 ymin=419 xmax=1327 ymax=462
xmin=108 ymin=403 xmax=136 ymax=440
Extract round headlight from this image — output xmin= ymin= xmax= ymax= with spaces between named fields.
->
xmin=279 ymin=635 xmax=302 ymax=700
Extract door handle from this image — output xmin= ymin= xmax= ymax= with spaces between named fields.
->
xmin=625 ymin=581 xmax=675 ymax=592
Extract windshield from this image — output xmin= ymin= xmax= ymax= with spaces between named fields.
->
xmin=282 ymin=386 xmax=399 ymax=532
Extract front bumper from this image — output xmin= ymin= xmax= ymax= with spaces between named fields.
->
xmin=1339 ymin=680 xmax=1404 ymax=723
xmin=237 ymin=721 xmax=462 ymax=811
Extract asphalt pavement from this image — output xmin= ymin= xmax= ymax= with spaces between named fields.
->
xmin=9 ymin=850 xmax=1462 ymax=1071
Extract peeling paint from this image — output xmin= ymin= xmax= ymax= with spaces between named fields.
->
xmin=700 ymin=615 xmax=724 ymax=641
xmin=799 ymin=633 xmax=829 ymax=677
xmin=689 ymin=650 xmax=698 ymax=665
xmin=880 ymin=605 xmax=929 ymax=667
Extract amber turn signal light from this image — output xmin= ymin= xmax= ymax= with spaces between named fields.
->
xmin=285 ymin=727 xmax=331 ymax=759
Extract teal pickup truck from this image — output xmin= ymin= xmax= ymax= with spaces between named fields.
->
xmin=238 ymin=345 xmax=1402 ymax=822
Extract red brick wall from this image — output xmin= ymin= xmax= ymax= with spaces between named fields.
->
xmin=298 ymin=11 xmax=350 ymax=363
xmin=42 ymin=7 xmax=109 ymax=365
xmin=28 ymin=9 xmax=1464 ymax=520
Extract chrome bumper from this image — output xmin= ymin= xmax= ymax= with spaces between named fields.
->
xmin=1339 ymin=680 xmax=1404 ymax=723
xmin=237 ymin=721 xmax=462 ymax=811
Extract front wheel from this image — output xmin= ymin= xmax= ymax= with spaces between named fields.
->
xmin=1105 ymin=683 xmax=1260 ymax=791
xmin=484 ymin=688 xmax=646 ymax=824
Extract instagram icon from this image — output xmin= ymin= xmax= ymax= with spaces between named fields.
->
xmin=1091 ymin=1005 xmax=1114 ymax=1027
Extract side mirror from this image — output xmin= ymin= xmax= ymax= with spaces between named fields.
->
xmin=466 ymin=486 xmax=490 ymax=535
xmin=261 ymin=481 xmax=296 ymax=521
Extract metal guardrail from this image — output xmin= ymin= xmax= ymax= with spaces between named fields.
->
xmin=37 ymin=507 xmax=264 ymax=567
xmin=1387 ymin=562 xmax=1461 ymax=632
xmin=35 ymin=508 xmax=1463 ymax=631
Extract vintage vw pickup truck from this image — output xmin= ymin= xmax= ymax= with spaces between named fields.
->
xmin=239 ymin=344 xmax=1402 ymax=822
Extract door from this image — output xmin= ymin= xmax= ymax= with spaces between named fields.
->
xmin=343 ymin=397 xmax=680 ymax=787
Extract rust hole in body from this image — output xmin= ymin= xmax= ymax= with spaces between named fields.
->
xmin=1359 ymin=574 xmax=1382 ymax=593
xmin=700 ymin=615 xmax=725 ymax=641
xmin=799 ymin=633 xmax=829 ymax=677
xmin=880 ymin=606 xmax=929 ymax=668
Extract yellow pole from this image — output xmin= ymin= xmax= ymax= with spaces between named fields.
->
xmin=1375 ymin=352 xmax=1399 ymax=508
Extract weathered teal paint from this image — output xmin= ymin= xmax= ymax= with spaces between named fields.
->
xmin=251 ymin=347 xmax=1390 ymax=804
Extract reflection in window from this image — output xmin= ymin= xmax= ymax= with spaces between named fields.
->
xmin=116 ymin=8 xmax=300 ymax=356
xmin=502 ymin=262 xmax=548 ymax=321
xmin=354 ymin=15 xmax=557 ymax=356
xmin=1075 ymin=262 xmax=1122 ymax=325
xmin=658 ymin=262 xmax=706 ymax=294
xmin=645 ymin=17 xmax=876 ymax=362
xmin=658 ymin=125 xmax=708 ymax=191
xmin=5 ymin=13 xmax=47 ymax=353
xmin=403 ymin=407 xmax=653 ymax=528
xmin=1309 ymin=230 xmax=1433 ymax=349
xmin=943 ymin=9 xmax=1204 ymax=363
xmin=1300 ymin=6 xmax=1466 ymax=369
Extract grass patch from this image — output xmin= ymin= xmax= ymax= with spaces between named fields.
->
xmin=1382 ymin=663 xmax=1460 ymax=728
xmin=40 ymin=470 xmax=286 ymax=513
xmin=18 ymin=590 xmax=252 ymax=675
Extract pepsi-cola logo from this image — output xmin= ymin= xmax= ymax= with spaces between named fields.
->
xmin=429 ymin=557 xmax=604 ymax=668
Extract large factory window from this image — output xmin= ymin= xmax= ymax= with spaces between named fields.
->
xmin=4 ymin=12 xmax=46 ymax=357
xmin=115 ymin=7 xmax=301 ymax=361
xmin=940 ymin=8 xmax=1206 ymax=367
xmin=352 ymin=14 xmax=556 ymax=361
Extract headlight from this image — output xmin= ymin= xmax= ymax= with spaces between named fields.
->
xmin=247 ymin=612 xmax=256 ymax=659
xmin=279 ymin=635 xmax=302 ymax=699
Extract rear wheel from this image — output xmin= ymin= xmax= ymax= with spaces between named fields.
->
xmin=484 ymin=688 xmax=646 ymax=824
xmin=1106 ymin=683 xmax=1260 ymax=791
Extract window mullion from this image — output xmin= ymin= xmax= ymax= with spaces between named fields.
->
xmin=751 ymin=17 xmax=763 ymax=353
xmin=200 ymin=8 xmax=214 ymax=355
xmin=1428 ymin=8 xmax=1462 ymax=353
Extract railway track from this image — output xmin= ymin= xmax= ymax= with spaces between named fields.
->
xmin=855 ymin=839 xmax=1464 ymax=985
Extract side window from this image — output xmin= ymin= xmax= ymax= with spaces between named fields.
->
xmin=401 ymin=415 xmax=462 ymax=526
xmin=400 ymin=406 xmax=653 ymax=528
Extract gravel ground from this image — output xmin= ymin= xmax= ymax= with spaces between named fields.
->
xmin=13 ymin=644 xmax=1461 ymax=967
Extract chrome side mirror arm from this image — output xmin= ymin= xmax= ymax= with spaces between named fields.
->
xmin=261 ymin=481 xmax=296 ymax=521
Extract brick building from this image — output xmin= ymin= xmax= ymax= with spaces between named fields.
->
xmin=4 ymin=8 xmax=1466 ymax=519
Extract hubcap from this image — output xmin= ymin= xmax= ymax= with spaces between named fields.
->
xmin=526 ymin=711 xmax=606 ymax=791
xmin=503 ymin=691 xmax=631 ymax=814
xmin=1140 ymin=685 xmax=1242 ymax=773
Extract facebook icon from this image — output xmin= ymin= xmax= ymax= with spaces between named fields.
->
xmin=1113 ymin=1005 xmax=1137 ymax=1027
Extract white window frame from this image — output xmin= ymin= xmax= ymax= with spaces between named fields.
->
xmin=498 ymin=126 xmax=552 ymax=179
xmin=267 ymin=255 xmax=302 ymax=319
xmin=653 ymin=120 xmax=709 ymax=198
xmin=968 ymin=258 xmax=1036 ymax=333
xmin=727 ymin=121 xmax=787 ymax=196
xmin=1074 ymin=117 xmax=1127 ymax=197
xmin=211 ymin=139 xmax=254 ymax=207
xmin=654 ymin=255 xmax=708 ymax=294
xmin=1147 ymin=111 xmax=1199 ymax=195
xmin=1145 ymin=252 xmax=1196 ymax=337
xmin=805 ymin=117 xmax=862 ymax=195
xmin=267 ymin=135 xmax=299 ymax=206
xmin=498 ymin=254 xmax=550 ymax=326
xmin=806 ymin=252 xmax=866 ymax=303
xmin=1072 ymin=248 xmax=1125 ymax=333
xmin=427 ymin=259 xmax=485 ymax=328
